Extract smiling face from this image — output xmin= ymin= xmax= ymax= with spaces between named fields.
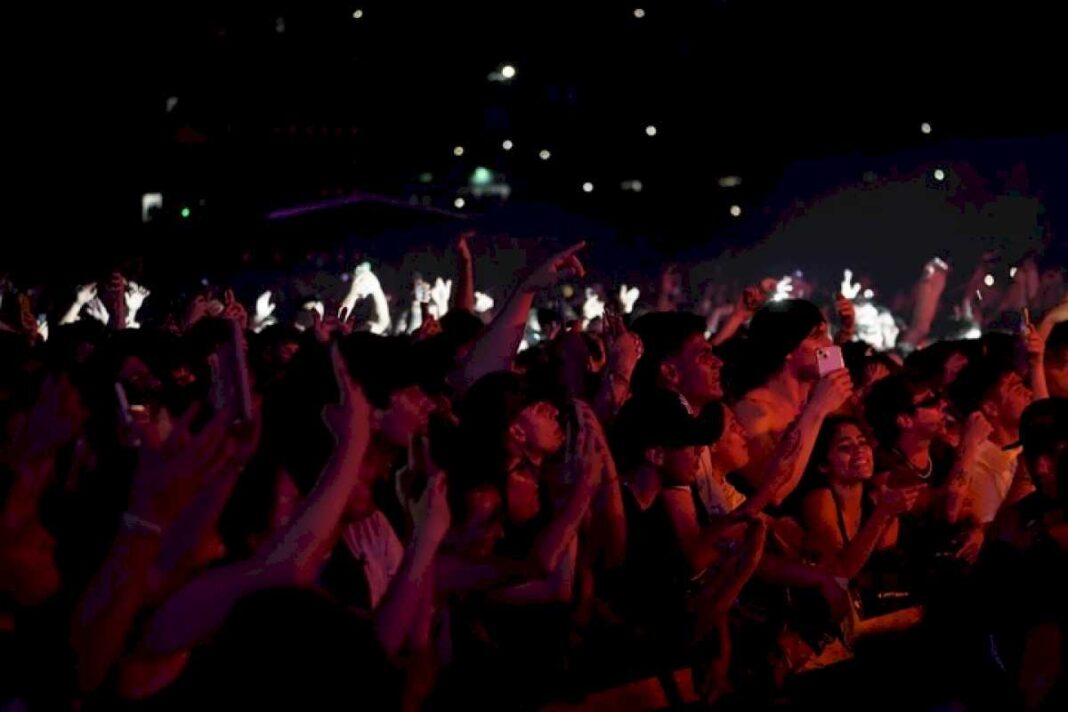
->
xmin=819 ymin=422 xmax=875 ymax=483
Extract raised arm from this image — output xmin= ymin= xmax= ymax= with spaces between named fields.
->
xmin=450 ymin=242 xmax=585 ymax=393
xmin=136 ymin=346 xmax=371 ymax=657
xmin=451 ymin=231 xmax=476 ymax=313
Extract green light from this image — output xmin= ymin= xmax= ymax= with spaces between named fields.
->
xmin=180 ymin=207 xmax=191 ymax=218
xmin=471 ymin=166 xmax=493 ymax=187
xmin=418 ymin=172 xmax=433 ymax=184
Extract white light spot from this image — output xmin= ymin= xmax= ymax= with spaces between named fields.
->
xmin=729 ymin=205 xmax=742 ymax=217
xmin=645 ymin=124 xmax=657 ymax=137
xmin=622 ymin=179 xmax=643 ymax=192
xmin=352 ymin=9 xmax=363 ymax=19
xmin=454 ymin=197 xmax=465 ymax=209
xmin=921 ymin=122 xmax=932 ymax=134
xmin=582 ymin=182 xmax=594 ymax=193
xmin=165 ymin=97 xmax=178 ymax=113
xmin=1009 ymin=266 xmax=1018 ymax=278
xmin=984 ymin=274 xmax=995 ymax=287
xmin=502 ymin=139 xmax=513 ymax=151
xmin=501 ymin=64 xmax=516 ymax=79
xmin=863 ymin=288 xmax=874 ymax=300
xmin=934 ymin=168 xmax=945 ymax=181
xmin=539 ymin=149 xmax=551 ymax=160
xmin=717 ymin=175 xmax=742 ymax=188
xmin=275 ymin=17 xmax=285 ymax=33
xmin=634 ymin=8 xmax=646 ymax=18
xmin=453 ymin=146 xmax=464 ymax=157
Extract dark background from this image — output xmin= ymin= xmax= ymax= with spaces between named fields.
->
xmin=5 ymin=2 xmax=1066 ymax=294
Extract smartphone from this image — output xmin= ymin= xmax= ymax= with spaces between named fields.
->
xmin=209 ymin=319 xmax=253 ymax=423
xmin=816 ymin=345 xmax=846 ymax=377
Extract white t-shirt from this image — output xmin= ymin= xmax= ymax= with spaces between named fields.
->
xmin=678 ymin=393 xmax=748 ymax=518
xmin=694 ymin=445 xmax=748 ymax=517
xmin=342 ymin=510 xmax=404 ymax=609
xmin=967 ymin=440 xmax=1027 ymax=524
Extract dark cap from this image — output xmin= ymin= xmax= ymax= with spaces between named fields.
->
xmin=1006 ymin=397 xmax=1068 ymax=453
xmin=612 ymin=389 xmax=725 ymax=469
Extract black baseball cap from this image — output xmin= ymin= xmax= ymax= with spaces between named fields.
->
xmin=1006 ymin=397 xmax=1068 ymax=453
xmin=612 ymin=388 xmax=725 ymax=469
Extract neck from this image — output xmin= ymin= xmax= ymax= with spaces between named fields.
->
xmin=765 ymin=369 xmax=810 ymax=415
xmin=830 ymin=480 xmax=864 ymax=508
xmin=677 ymin=389 xmax=710 ymax=413
xmin=896 ymin=432 xmax=932 ymax=468
xmin=507 ymin=449 xmax=543 ymax=472
xmin=629 ymin=464 xmax=663 ymax=507
xmin=989 ymin=419 xmax=1017 ymax=449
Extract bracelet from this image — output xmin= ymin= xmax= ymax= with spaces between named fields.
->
xmin=122 ymin=512 xmax=163 ymax=536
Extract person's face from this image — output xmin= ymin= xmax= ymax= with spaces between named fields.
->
xmin=1045 ymin=347 xmax=1068 ymax=399
xmin=449 ymin=486 xmax=505 ymax=560
xmin=275 ymin=340 xmax=300 ymax=366
xmin=1029 ymin=443 xmax=1068 ymax=501
xmin=511 ymin=401 xmax=564 ymax=456
xmin=660 ymin=445 xmax=702 ymax=487
xmin=820 ymin=423 xmax=875 ymax=483
xmin=985 ymin=372 xmax=1033 ymax=430
xmin=898 ymin=388 xmax=947 ymax=439
xmin=664 ymin=333 xmax=723 ymax=405
xmin=787 ymin=322 xmax=832 ymax=381
xmin=378 ymin=385 xmax=435 ymax=448
xmin=711 ymin=408 xmax=750 ymax=471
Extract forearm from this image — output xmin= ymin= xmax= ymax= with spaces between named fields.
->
xmin=534 ymin=476 xmax=597 ymax=574
xmin=60 ymin=301 xmax=84 ymax=325
xmin=369 ymin=291 xmax=392 ymax=334
xmin=757 ymin=405 xmax=826 ymax=508
xmin=834 ymin=510 xmax=894 ymax=579
xmin=710 ymin=311 xmax=747 ymax=347
xmin=374 ymin=532 xmax=442 ymax=659
xmin=73 ymin=531 xmax=163 ymax=691
xmin=756 ymin=553 xmax=829 ymax=588
xmin=260 ymin=442 xmax=367 ymax=582
xmin=452 ymin=255 xmax=475 ymax=312
xmin=451 ymin=288 xmax=534 ymax=391
xmin=490 ymin=538 xmax=576 ymax=605
xmin=1029 ymin=356 xmax=1049 ymax=400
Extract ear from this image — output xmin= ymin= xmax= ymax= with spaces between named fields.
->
xmin=508 ymin=422 xmax=527 ymax=446
xmin=658 ymin=361 xmax=680 ymax=388
xmin=895 ymin=413 xmax=912 ymax=433
xmin=644 ymin=447 xmax=665 ymax=467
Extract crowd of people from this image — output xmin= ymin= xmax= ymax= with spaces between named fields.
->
xmin=1 ymin=232 xmax=1066 ymax=711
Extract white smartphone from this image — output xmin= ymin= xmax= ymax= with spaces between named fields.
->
xmin=816 ymin=345 xmax=846 ymax=377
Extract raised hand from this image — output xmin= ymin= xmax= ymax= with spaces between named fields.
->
xmin=321 ymin=343 xmax=372 ymax=448
xmin=582 ymin=288 xmax=606 ymax=323
xmin=253 ymin=290 xmax=277 ymax=331
xmin=872 ymin=484 xmax=924 ymax=517
xmin=604 ymin=313 xmax=643 ymax=381
xmin=618 ymin=284 xmax=640 ymax=314
xmin=84 ymin=297 xmax=111 ymax=326
xmin=840 ymin=269 xmax=862 ymax=300
xmin=125 ymin=282 xmax=151 ymax=315
xmin=127 ymin=404 xmax=234 ymax=529
xmin=76 ymin=282 xmax=98 ymax=307
xmin=430 ymin=277 xmax=452 ymax=316
xmin=220 ymin=289 xmax=248 ymax=330
xmin=835 ymin=292 xmax=857 ymax=343
xmin=522 ymin=242 xmax=587 ymax=293
xmin=808 ymin=370 xmax=854 ymax=417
